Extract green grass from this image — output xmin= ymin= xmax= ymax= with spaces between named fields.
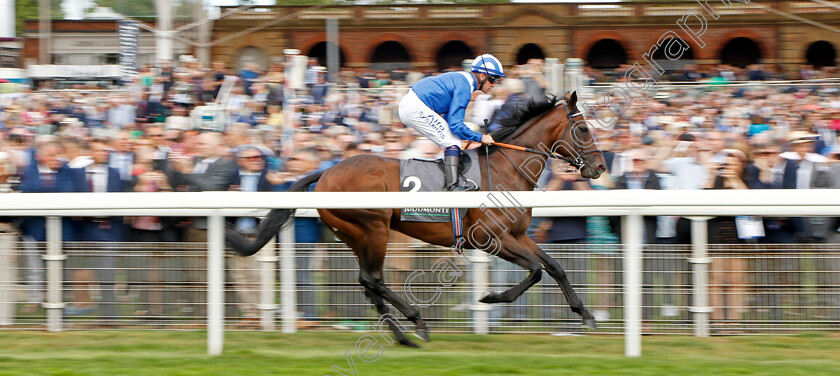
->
xmin=0 ymin=331 xmax=839 ymax=375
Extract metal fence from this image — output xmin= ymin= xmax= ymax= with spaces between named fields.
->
xmin=2 ymin=234 xmax=838 ymax=336
xmin=3 ymin=189 xmax=840 ymax=356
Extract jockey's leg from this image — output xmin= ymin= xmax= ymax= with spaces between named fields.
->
xmin=444 ymin=145 xmax=476 ymax=191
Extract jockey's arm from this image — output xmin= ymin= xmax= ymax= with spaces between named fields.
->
xmin=447 ymin=84 xmax=484 ymax=143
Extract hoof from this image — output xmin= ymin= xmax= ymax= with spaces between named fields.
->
xmin=478 ymin=291 xmax=498 ymax=304
xmin=414 ymin=328 xmax=430 ymax=342
xmin=583 ymin=318 xmax=598 ymax=330
xmin=399 ymin=338 xmax=421 ymax=348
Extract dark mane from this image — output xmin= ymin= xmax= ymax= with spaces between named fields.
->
xmin=490 ymin=96 xmax=560 ymax=146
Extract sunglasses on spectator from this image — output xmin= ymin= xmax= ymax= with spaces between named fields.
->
xmin=239 ymin=155 xmax=263 ymax=160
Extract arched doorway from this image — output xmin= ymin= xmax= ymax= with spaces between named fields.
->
xmin=516 ymin=43 xmax=546 ymax=65
xmin=806 ymin=41 xmax=837 ymax=69
xmin=435 ymin=41 xmax=474 ymax=71
xmin=586 ymin=39 xmax=627 ymax=70
xmin=306 ymin=41 xmax=346 ymax=68
xmin=720 ymin=37 xmax=762 ymax=68
xmin=370 ymin=41 xmax=412 ymax=71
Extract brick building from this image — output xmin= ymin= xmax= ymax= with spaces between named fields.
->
xmin=23 ymin=1 xmax=840 ymax=76
xmin=212 ymin=1 xmax=839 ymax=75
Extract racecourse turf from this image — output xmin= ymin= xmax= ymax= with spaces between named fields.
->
xmin=0 ymin=331 xmax=838 ymax=375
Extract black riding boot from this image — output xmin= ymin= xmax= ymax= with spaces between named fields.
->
xmin=444 ymin=153 xmax=475 ymax=191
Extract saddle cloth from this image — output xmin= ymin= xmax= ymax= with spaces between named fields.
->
xmin=399 ymin=149 xmax=482 ymax=222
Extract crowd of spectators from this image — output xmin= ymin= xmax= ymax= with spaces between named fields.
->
xmin=588 ymin=62 xmax=839 ymax=83
xmin=0 ymin=57 xmax=839 ymax=329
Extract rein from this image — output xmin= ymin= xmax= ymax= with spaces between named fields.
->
xmin=492 ymin=141 xmax=586 ymax=169
xmin=496 ymin=146 xmax=541 ymax=189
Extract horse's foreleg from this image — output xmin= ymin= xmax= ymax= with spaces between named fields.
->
xmin=478 ymin=236 xmax=543 ymax=304
xmin=527 ymin=238 xmax=597 ymax=329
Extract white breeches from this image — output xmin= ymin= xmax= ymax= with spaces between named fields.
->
xmin=398 ymin=89 xmax=462 ymax=149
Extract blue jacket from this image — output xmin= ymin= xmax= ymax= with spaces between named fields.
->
xmin=411 ymin=71 xmax=483 ymax=142
xmin=19 ymin=161 xmax=85 ymax=242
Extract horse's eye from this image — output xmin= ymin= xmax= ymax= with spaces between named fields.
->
xmin=578 ymin=127 xmax=589 ymax=134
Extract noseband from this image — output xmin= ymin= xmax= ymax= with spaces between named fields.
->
xmin=559 ymin=99 xmax=600 ymax=170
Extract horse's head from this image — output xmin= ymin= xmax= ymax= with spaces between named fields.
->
xmin=491 ymin=92 xmax=606 ymax=180
xmin=552 ymin=91 xmax=606 ymax=179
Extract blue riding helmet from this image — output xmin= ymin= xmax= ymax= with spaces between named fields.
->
xmin=470 ymin=54 xmax=506 ymax=78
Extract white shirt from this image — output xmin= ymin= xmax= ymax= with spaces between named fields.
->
xmin=663 ymin=157 xmax=708 ymax=190
xmin=86 ymin=165 xmax=109 ymax=192
xmin=110 ymin=152 xmax=133 ymax=181
xmin=193 ymin=157 xmax=219 ymax=174
xmin=778 ymin=152 xmax=829 ymax=189
xmin=37 ymin=164 xmax=55 ymax=175
xmin=611 ymin=152 xmax=633 ymax=178
xmin=165 ymin=115 xmax=193 ymax=131
xmin=239 ymin=171 xmax=260 ymax=192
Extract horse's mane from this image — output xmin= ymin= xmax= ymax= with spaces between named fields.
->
xmin=487 ymin=95 xmax=560 ymax=153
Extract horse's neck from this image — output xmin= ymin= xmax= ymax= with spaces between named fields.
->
xmin=481 ymin=146 xmax=548 ymax=192
xmin=481 ymin=109 xmax=563 ymax=191
xmin=517 ymin=108 xmax=564 ymax=148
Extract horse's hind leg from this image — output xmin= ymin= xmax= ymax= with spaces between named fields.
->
xmin=332 ymin=220 xmax=429 ymax=346
xmin=357 ymin=254 xmax=430 ymax=344
xmin=364 ymin=287 xmax=418 ymax=348
xmin=526 ymin=238 xmax=597 ymax=329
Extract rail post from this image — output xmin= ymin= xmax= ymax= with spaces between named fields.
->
xmin=280 ymin=218 xmax=297 ymax=333
xmin=258 ymin=237 xmax=278 ymax=331
xmin=44 ymin=217 xmax=65 ymax=332
xmin=207 ymin=212 xmax=225 ymax=355
xmin=622 ymin=212 xmax=643 ymax=357
xmin=470 ymin=249 xmax=491 ymax=334
xmin=689 ymin=216 xmax=713 ymax=337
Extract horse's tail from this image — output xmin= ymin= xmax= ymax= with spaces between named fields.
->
xmin=226 ymin=171 xmax=325 ymax=256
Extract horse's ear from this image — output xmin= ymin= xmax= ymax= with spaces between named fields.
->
xmin=569 ymin=91 xmax=578 ymax=108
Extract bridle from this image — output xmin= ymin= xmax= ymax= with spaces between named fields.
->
xmin=486 ymin=98 xmax=601 ymax=190
xmin=494 ymin=98 xmax=600 ymax=170
xmin=557 ymin=99 xmax=600 ymax=170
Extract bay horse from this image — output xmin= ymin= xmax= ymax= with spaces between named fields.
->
xmin=227 ymin=91 xmax=607 ymax=347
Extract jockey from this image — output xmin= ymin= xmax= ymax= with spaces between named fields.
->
xmin=399 ymin=54 xmax=504 ymax=191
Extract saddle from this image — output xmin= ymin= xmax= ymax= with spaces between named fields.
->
xmin=398 ymin=149 xmax=481 ymax=222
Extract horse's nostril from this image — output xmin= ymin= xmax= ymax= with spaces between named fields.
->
xmin=597 ymin=164 xmax=606 ymax=172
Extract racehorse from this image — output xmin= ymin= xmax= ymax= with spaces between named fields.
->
xmin=226 ymin=91 xmax=607 ymax=347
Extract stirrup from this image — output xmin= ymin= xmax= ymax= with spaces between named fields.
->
xmin=447 ymin=184 xmax=475 ymax=191
xmin=446 ymin=180 xmax=479 ymax=191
